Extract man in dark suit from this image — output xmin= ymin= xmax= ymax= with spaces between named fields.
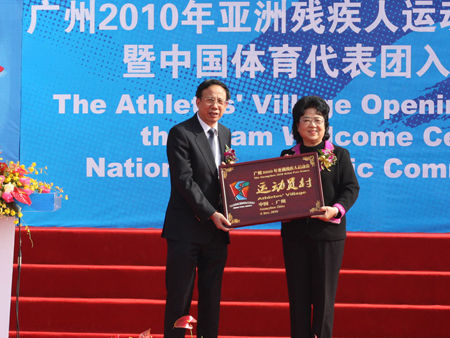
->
xmin=162 ymin=79 xmax=232 ymax=338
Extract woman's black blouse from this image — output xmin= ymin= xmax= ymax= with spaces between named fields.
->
xmin=280 ymin=142 xmax=360 ymax=241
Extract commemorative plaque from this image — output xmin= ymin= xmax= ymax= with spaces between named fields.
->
xmin=219 ymin=153 xmax=324 ymax=228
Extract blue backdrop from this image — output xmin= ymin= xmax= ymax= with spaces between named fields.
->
xmin=0 ymin=0 xmax=21 ymax=162
xmin=5 ymin=0 xmax=450 ymax=232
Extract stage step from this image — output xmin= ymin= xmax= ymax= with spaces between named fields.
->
xmin=9 ymin=227 xmax=450 ymax=337
xmin=12 ymin=264 xmax=450 ymax=305
xmin=9 ymin=333 xmax=291 ymax=338
xmin=14 ymin=228 xmax=450 ymax=270
xmin=9 ymin=298 xmax=450 ymax=337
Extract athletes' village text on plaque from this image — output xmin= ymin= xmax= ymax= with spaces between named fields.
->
xmin=219 ymin=153 xmax=325 ymax=228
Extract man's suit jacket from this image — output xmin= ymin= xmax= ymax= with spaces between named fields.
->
xmin=162 ymin=115 xmax=231 ymax=245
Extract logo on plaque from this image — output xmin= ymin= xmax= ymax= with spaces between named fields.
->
xmin=229 ymin=181 xmax=249 ymax=201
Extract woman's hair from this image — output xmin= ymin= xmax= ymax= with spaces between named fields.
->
xmin=292 ymin=95 xmax=330 ymax=144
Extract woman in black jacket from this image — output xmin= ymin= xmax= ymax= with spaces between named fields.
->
xmin=281 ymin=96 xmax=359 ymax=338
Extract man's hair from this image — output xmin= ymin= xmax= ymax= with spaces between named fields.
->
xmin=195 ymin=79 xmax=230 ymax=100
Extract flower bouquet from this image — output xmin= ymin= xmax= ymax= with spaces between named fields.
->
xmin=0 ymin=153 xmax=66 ymax=225
xmin=317 ymin=148 xmax=337 ymax=171
xmin=224 ymin=145 xmax=237 ymax=164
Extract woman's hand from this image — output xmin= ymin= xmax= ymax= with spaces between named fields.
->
xmin=311 ymin=206 xmax=339 ymax=222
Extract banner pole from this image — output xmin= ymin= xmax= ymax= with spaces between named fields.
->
xmin=0 ymin=217 xmax=15 ymax=337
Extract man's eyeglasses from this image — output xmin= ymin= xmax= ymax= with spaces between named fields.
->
xmin=202 ymin=97 xmax=228 ymax=106
xmin=300 ymin=117 xmax=325 ymax=125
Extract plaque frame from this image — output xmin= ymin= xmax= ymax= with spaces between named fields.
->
xmin=219 ymin=153 xmax=325 ymax=228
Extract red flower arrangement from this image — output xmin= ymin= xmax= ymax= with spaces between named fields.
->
xmin=174 ymin=315 xmax=197 ymax=337
xmin=0 ymin=153 xmax=66 ymax=225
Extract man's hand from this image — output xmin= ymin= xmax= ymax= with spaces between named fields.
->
xmin=210 ymin=211 xmax=232 ymax=232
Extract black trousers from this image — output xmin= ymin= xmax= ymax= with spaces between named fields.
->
xmin=282 ymin=235 xmax=345 ymax=338
xmin=163 ymin=237 xmax=228 ymax=338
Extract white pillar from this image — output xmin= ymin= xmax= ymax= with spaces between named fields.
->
xmin=0 ymin=217 xmax=15 ymax=337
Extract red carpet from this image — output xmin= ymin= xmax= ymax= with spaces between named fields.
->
xmin=9 ymin=228 xmax=450 ymax=337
